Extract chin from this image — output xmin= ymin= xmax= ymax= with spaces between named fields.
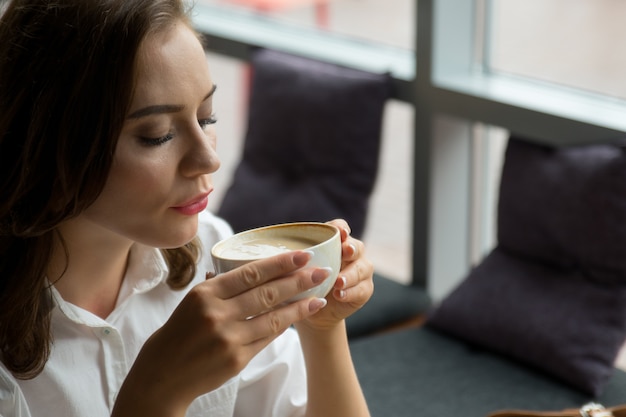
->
xmin=160 ymin=221 xmax=199 ymax=249
xmin=131 ymin=215 xmax=199 ymax=249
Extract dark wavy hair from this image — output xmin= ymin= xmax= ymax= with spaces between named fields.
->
xmin=0 ymin=0 xmax=201 ymax=379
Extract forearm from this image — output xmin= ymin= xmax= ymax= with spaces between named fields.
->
xmin=296 ymin=321 xmax=370 ymax=417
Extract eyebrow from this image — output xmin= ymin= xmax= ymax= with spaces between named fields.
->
xmin=127 ymin=84 xmax=217 ymax=119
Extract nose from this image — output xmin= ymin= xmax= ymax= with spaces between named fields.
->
xmin=179 ymin=124 xmax=221 ymax=177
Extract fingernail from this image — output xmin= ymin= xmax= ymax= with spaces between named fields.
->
xmin=309 ymin=297 xmax=327 ymax=312
xmin=335 ymin=275 xmax=347 ymax=289
xmin=343 ymin=227 xmax=351 ymax=236
xmin=293 ymin=250 xmax=314 ymax=266
xmin=312 ymin=267 xmax=332 ymax=284
xmin=348 ymin=243 xmax=357 ymax=256
xmin=337 ymin=289 xmax=346 ymax=299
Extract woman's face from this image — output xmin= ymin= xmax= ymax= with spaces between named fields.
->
xmin=79 ymin=22 xmax=220 ymax=248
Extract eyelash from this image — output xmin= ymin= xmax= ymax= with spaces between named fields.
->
xmin=199 ymin=114 xmax=218 ymax=130
xmin=140 ymin=114 xmax=218 ymax=147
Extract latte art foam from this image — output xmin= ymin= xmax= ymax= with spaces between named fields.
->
xmin=217 ymin=237 xmax=316 ymax=260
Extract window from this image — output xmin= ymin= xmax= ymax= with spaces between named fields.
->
xmin=196 ymin=1 xmax=416 ymax=284
xmin=196 ymin=0 xmax=414 ymax=49
xmin=194 ymin=0 xmax=626 ymax=298
xmin=489 ymin=0 xmax=626 ymax=100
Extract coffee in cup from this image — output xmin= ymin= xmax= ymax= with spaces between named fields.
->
xmin=211 ymin=222 xmax=341 ymax=302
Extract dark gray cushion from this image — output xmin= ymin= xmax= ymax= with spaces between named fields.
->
xmin=427 ymin=136 xmax=626 ymax=396
xmin=498 ymin=137 xmax=626 ymax=285
xmin=345 ymin=273 xmax=431 ymax=339
xmin=217 ymin=48 xmax=391 ymax=238
xmin=427 ymin=247 xmax=626 ymax=396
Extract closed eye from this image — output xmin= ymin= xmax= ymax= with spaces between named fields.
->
xmin=137 ymin=114 xmax=216 ymax=147
xmin=199 ymin=114 xmax=217 ymax=130
xmin=140 ymin=132 xmax=174 ymax=147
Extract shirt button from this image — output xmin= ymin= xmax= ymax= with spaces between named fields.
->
xmin=102 ymin=328 xmax=111 ymax=336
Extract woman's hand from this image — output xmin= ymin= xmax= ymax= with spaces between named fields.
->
xmin=297 ymin=219 xmax=374 ymax=332
xmin=292 ymin=219 xmax=374 ymax=417
xmin=113 ymin=250 xmax=328 ymax=417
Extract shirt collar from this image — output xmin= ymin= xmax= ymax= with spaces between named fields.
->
xmin=121 ymin=244 xmax=169 ymax=296
xmin=50 ymin=244 xmax=169 ymax=325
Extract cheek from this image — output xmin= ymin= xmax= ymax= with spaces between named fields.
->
xmin=97 ymin=153 xmax=174 ymax=209
xmin=118 ymin=160 xmax=165 ymax=189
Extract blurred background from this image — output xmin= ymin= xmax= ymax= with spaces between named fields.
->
xmin=200 ymin=0 xmax=416 ymax=285
xmin=197 ymin=0 xmax=626 ymax=293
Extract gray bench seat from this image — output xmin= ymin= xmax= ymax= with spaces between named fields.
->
xmin=350 ymin=327 xmax=626 ymax=417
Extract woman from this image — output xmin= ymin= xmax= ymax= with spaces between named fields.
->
xmin=0 ymin=0 xmax=374 ymax=416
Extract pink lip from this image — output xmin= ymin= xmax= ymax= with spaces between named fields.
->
xmin=172 ymin=192 xmax=210 ymax=216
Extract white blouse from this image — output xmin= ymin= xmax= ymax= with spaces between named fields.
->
xmin=0 ymin=211 xmax=307 ymax=417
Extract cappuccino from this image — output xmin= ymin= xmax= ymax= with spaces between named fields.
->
xmin=216 ymin=236 xmax=318 ymax=260
xmin=211 ymin=222 xmax=341 ymax=301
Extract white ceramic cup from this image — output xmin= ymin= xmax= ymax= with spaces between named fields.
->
xmin=211 ymin=222 xmax=341 ymax=302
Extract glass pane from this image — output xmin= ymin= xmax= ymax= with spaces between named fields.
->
xmin=196 ymin=0 xmax=414 ymax=49
xmin=488 ymin=0 xmax=626 ymax=100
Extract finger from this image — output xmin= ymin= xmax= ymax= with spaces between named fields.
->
xmin=234 ymin=267 xmax=331 ymax=319
xmin=243 ymin=296 xmax=328 ymax=345
xmin=333 ymin=275 xmax=348 ymax=300
xmin=336 ymin=257 xmax=373 ymax=291
xmin=326 ymin=219 xmax=351 ymax=241
xmin=342 ymin=240 xmax=357 ymax=260
xmin=212 ymin=250 xmax=311 ymax=299
xmin=332 ymin=277 xmax=374 ymax=303
xmin=341 ymin=237 xmax=364 ymax=263
xmin=332 ymin=257 xmax=374 ymax=303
